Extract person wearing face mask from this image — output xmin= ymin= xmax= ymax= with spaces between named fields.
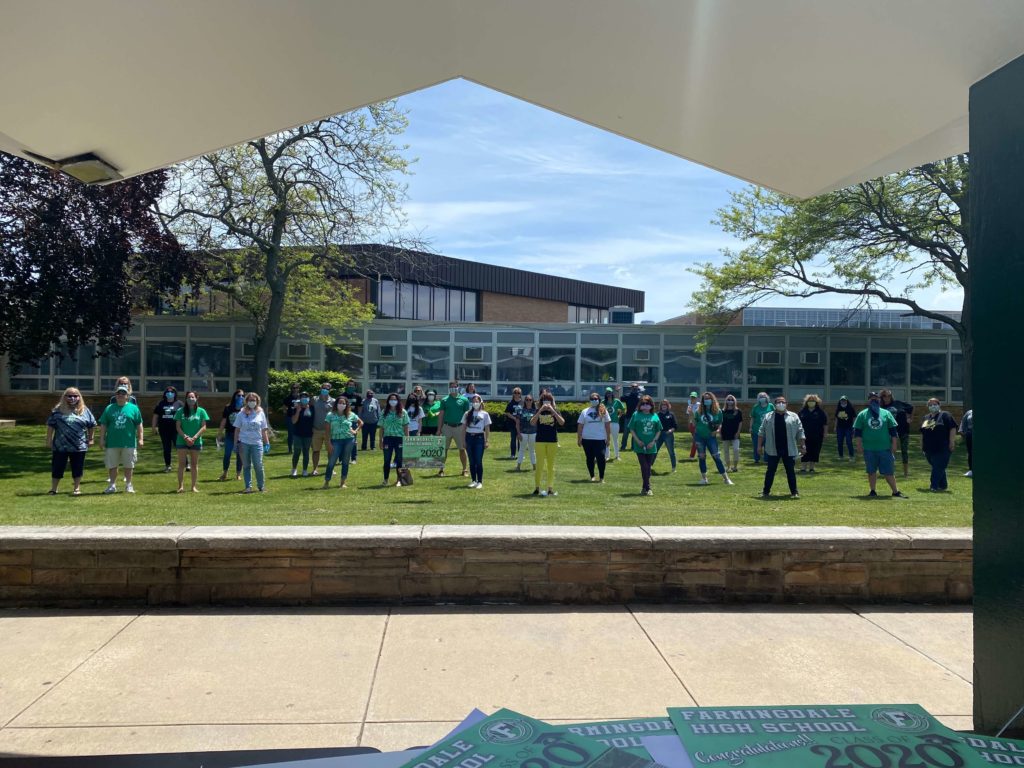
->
xmin=720 ymin=395 xmax=744 ymax=472
xmin=108 ymin=376 xmax=138 ymax=405
xmin=797 ymin=394 xmax=828 ymax=473
xmin=437 ymin=380 xmax=471 ymax=477
xmin=920 ymin=398 xmax=958 ymax=492
xmin=757 ymin=396 xmax=806 ymax=498
xmin=750 ymin=392 xmax=773 ymax=464
xmin=853 ymin=392 xmax=908 ymax=498
xmin=834 ymin=396 xmax=857 ymax=461
xmin=421 ymin=389 xmax=441 ymax=436
xmin=359 ymin=390 xmax=381 ymax=451
xmin=173 ymin=391 xmax=208 ymax=493
xmin=603 ymin=388 xmax=625 ymax=461
xmin=958 ymin=408 xmax=973 ymax=478
xmin=217 ymin=389 xmax=246 ymax=481
xmin=628 ymin=394 xmax=662 ymax=496
xmin=531 ymin=394 xmax=565 ymax=496
xmin=516 ymin=394 xmax=539 ymax=471
xmin=577 ymin=392 xmax=612 ymax=483
xmin=309 ymin=383 xmax=335 ymax=477
xmin=46 ymin=387 xmax=97 ymax=496
xmin=685 ymin=392 xmax=700 ymax=460
xmin=151 ymin=386 xmax=183 ymax=473
xmin=653 ymin=399 xmax=678 ymax=473
xmin=619 ymin=383 xmax=641 ymax=451
xmin=283 ymin=383 xmax=301 ymax=454
xmin=879 ymin=389 xmax=914 ymax=478
xmin=289 ymin=392 xmax=315 ymax=477
xmin=379 ymin=392 xmax=411 ymax=486
xmin=405 ymin=393 xmax=425 ymax=437
xmin=461 ymin=394 xmax=492 ymax=488
xmin=343 ymin=382 xmax=363 ymax=462
xmin=324 ymin=397 xmax=362 ymax=489
xmin=234 ymin=392 xmax=270 ymax=493
xmin=99 ymin=385 xmax=144 ymax=494
xmin=504 ymin=387 xmax=524 ymax=459
xmin=693 ymin=392 xmax=733 ymax=486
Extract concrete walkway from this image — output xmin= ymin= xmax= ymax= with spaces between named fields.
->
xmin=0 ymin=605 xmax=973 ymax=759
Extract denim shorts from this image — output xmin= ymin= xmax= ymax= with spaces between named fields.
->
xmin=863 ymin=449 xmax=895 ymax=476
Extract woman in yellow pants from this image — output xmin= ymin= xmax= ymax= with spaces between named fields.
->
xmin=531 ymin=392 xmax=565 ymax=497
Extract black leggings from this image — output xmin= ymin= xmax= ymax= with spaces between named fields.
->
xmin=582 ymin=439 xmax=607 ymax=479
xmin=382 ymin=435 xmax=403 ymax=481
xmin=362 ymin=424 xmax=377 ymax=450
xmin=159 ymin=426 xmax=177 ymax=466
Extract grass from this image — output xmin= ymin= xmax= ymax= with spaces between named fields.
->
xmin=0 ymin=426 xmax=972 ymax=527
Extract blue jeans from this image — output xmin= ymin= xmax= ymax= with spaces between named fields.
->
xmin=222 ymin=432 xmax=242 ymax=474
xmin=239 ymin=442 xmax=265 ymax=490
xmin=695 ymin=435 xmax=726 ymax=475
xmin=655 ymin=431 xmax=677 ymax=469
xmin=466 ymin=432 xmax=486 ymax=483
xmin=326 ymin=438 xmax=353 ymax=483
xmin=836 ymin=427 xmax=854 ymax=458
xmin=925 ymin=449 xmax=951 ymax=490
xmin=751 ymin=430 xmax=762 ymax=463
xmin=286 ymin=418 xmax=295 ymax=453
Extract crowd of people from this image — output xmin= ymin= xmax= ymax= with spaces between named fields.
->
xmin=43 ymin=376 xmax=974 ymax=499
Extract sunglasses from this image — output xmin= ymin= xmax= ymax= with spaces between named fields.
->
xmin=66 ymin=394 xmax=80 ymax=400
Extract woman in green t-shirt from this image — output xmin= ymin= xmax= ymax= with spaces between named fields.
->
xmin=174 ymin=391 xmax=209 ymax=493
xmin=378 ymin=393 xmax=411 ymax=487
xmin=324 ymin=397 xmax=362 ymax=488
xmin=627 ymin=394 xmax=662 ymax=496
xmin=693 ymin=392 xmax=733 ymax=486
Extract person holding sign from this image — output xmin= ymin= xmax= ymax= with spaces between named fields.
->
xmin=577 ymin=391 xmax=612 ymax=483
xmin=436 ymin=380 xmax=470 ymax=477
xmin=461 ymin=394 xmax=492 ymax=488
xmin=324 ymin=396 xmax=362 ymax=489
xmin=531 ymin=393 xmax=565 ymax=497
xmin=628 ymin=394 xmax=661 ymax=496
xmin=379 ymin=393 xmax=411 ymax=487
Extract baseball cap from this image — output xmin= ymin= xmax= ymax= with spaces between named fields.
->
xmin=115 ymin=385 xmax=129 ymax=393
xmin=605 ymin=387 xmax=613 ymax=393
xmin=690 ymin=391 xmax=699 ymax=398
xmin=867 ymin=391 xmax=880 ymax=399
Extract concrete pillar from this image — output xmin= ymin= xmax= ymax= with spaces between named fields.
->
xmin=969 ymin=52 xmax=1024 ymax=735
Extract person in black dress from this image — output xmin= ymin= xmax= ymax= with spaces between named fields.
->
xmin=798 ymin=393 xmax=828 ymax=472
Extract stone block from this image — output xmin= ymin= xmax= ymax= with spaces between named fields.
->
xmin=524 ymin=582 xmax=619 ymax=603
xmin=819 ymin=563 xmax=869 ymax=586
xmin=665 ymin=570 xmax=725 ymax=586
xmin=665 ymin=552 xmax=730 ymax=569
xmin=947 ymin=577 xmax=973 ymax=601
xmin=312 ymin=563 xmax=409 ymax=577
xmin=783 ymin=549 xmax=845 ymax=564
xmin=868 ymin=575 xmax=950 ymax=599
xmin=548 ymin=562 xmax=609 ymax=584
xmin=783 ymin=564 xmax=821 ymax=586
xmin=0 ymin=527 xmax=186 ymax=550
xmin=179 ymin=567 xmax=311 ymax=584
xmin=783 ymin=584 xmax=822 ymax=600
xmin=548 ymin=551 xmax=609 ymax=563
xmin=180 ymin=555 xmax=293 ymax=568
xmin=312 ymin=575 xmax=400 ymax=598
xmin=32 ymin=568 xmax=127 ymax=585
xmin=843 ymin=549 xmax=894 ymax=562
xmin=463 ymin=562 xmax=546 ymax=580
xmin=32 ymin=550 xmax=97 ymax=568
xmin=0 ymin=551 xmax=31 ymax=565
xmin=127 ymin=567 xmax=180 ymax=584
xmin=940 ymin=550 xmax=973 ymax=561
xmin=421 ymin=525 xmax=651 ymax=551
xmin=609 ymin=550 xmax=660 ymax=563
xmin=210 ymin=583 xmax=312 ymax=602
xmin=97 ymin=550 xmax=181 ymax=568
xmin=409 ymin=556 xmax=464 ymax=576
xmin=462 ymin=548 xmax=547 ymax=562
xmin=732 ymin=551 xmax=784 ymax=569
xmin=607 ymin=572 xmax=663 ymax=587
xmin=891 ymin=549 xmax=950 ymax=561
xmin=725 ymin=569 xmax=782 ymax=594
xmin=608 ymin=561 xmax=664 ymax=576
xmin=0 ymin=566 xmax=32 ymax=585
xmin=177 ymin=526 xmax=423 ymax=550
xmin=866 ymin=561 xmax=958 ymax=578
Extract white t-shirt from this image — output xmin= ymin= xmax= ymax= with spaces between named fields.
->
xmin=578 ymin=407 xmax=612 ymax=440
xmin=406 ymin=406 xmax=421 ymax=432
xmin=235 ymin=409 xmax=269 ymax=446
xmin=462 ymin=409 xmax=492 ymax=435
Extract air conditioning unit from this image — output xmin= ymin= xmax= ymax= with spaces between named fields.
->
xmin=379 ymin=345 xmax=395 ymax=359
xmin=464 ymin=346 xmax=484 ymax=362
xmin=756 ymin=350 xmax=783 ymax=365
xmin=285 ymin=343 xmax=309 ymax=358
xmin=633 ymin=349 xmax=650 ymax=362
xmin=800 ymin=351 xmax=821 ymax=365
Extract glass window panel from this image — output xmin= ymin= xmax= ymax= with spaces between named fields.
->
xmin=497 ymin=346 xmax=534 ymax=383
xmin=706 ymin=350 xmax=744 ymax=385
xmin=433 ymin=288 xmax=448 ymax=321
xmin=189 ymin=324 xmax=232 ymax=339
xmin=912 ymin=388 xmax=945 ymax=403
xmin=870 ymin=352 xmax=907 ymax=386
xmin=910 ymin=353 xmax=946 ymax=387
xmin=746 ymin=367 xmax=784 ymax=386
xmin=412 ymin=330 xmax=449 ymax=342
xmin=464 ymin=291 xmax=478 ymax=321
xmin=498 ymin=332 xmax=534 ymax=343
xmin=579 ymin=347 xmax=617 ymax=382
xmin=368 ymin=329 xmax=406 ymax=341
xmin=145 ymin=342 xmax=186 ymax=391
xmin=100 ymin=342 xmax=141 ymax=378
xmin=950 ymin=353 xmax=963 ymax=388
xmin=788 ymin=368 xmax=825 ymax=386
xmin=871 ymin=336 xmax=908 ymax=350
xmin=398 ymin=282 xmax=415 ymax=319
xmin=544 ymin=384 xmax=576 ymax=398
xmin=622 ymin=365 xmax=657 ymax=383
xmin=10 ymin=378 xmax=48 ymax=391
xmin=664 ymin=350 xmax=701 ymax=382
xmin=496 ymin=383 xmax=533 ymax=397
xmin=412 ymin=345 xmax=450 ymax=381
xmin=190 ymin=342 xmax=230 ymax=379
xmin=539 ymin=347 xmax=576 ymax=381
xmin=455 ymin=364 xmax=491 ymax=382
xmin=567 ymin=306 xmax=576 ymax=322
xmin=748 ymin=335 xmax=787 ymax=348
xmin=369 ymin=362 xmax=406 ymax=380
xmin=416 ymin=285 xmax=432 ymax=321
xmin=325 ymin=345 xmax=364 ymax=378
xmin=951 ymin=389 xmax=963 ymax=402
xmin=235 ymin=359 xmax=255 ymax=379
xmin=539 ymin=333 xmax=576 ymax=344
xmin=378 ymin=279 xmax=396 ymax=318
xmin=830 ymin=351 xmax=866 ymax=386
xmin=371 ymin=382 xmax=406 ymax=396
xmin=454 ymin=331 xmax=491 ymax=342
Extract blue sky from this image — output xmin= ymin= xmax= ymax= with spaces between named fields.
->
xmin=394 ymin=79 xmax=963 ymax=322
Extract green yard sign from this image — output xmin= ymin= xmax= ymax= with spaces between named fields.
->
xmin=403 ymin=436 xmax=446 ymax=469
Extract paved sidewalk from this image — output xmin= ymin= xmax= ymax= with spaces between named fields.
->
xmin=0 ymin=605 xmax=972 ymax=759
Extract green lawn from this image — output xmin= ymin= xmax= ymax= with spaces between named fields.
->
xmin=0 ymin=426 xmax=972 ymax=527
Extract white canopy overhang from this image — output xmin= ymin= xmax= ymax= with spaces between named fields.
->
xmin=1 ymin=0 xmax=1023 ymax=197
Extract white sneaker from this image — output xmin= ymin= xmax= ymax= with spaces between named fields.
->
xmin=540 ymin=490 xmax=548 ymax=497
xmin=964 ymin=470 xmax=973 ymax=477
xmin=475 ymin=482 xmax=483 ymax=489
xmin=468 ymin=481 xmax=478 ymax=489
xmin=699 ymin=477 xmax=709 ymax=485
xmin=125 ymin=483 xmax=135 ymax=494
xmin=290 ymin=469 xmax=298 ymax=478
xmin=724 ymin=477 xmax=735 ymax=486
xmin=103 ymin=483 xmax=117 ymax=494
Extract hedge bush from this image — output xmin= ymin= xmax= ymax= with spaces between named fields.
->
xmin=482 ymin=399 xmax=590 ymax=433
xmin=267 ymin=369 xmax=353 ymax=411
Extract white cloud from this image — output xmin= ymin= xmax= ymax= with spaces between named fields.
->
xmin=404 ymin=200 xmax=536 ymax=229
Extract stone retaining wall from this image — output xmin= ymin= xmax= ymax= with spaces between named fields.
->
xmin=0 ymin=526 xmax=971 ymax=606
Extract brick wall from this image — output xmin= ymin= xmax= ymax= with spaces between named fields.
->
xmin=0 ymin=526 xmax=971 ymax=607
xmin=480 ymin=292 xmax=567 ymax=322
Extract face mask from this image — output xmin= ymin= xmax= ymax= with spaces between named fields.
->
xmin=758 ymin=397 xmax=768 ymax=405
xmin=164 ymin=392 xmax=174 ymax=401
xmin=300 ymin=397 xmax=309 ymax=405
xmin=641 ymin=404 xmax=652 ymax=412
xmin=449 ymin=388 xmax=458 ymax=394
xmin=840 ymin=400 xmax=848 ymax=406
xmin=928 ymin=404 xmax=940 ymax=413
xmin=427 ymin=395 xmax=435 ymax=402
xmin=869 ymin=401 xmax=880 ymax=413
xmin=473 ymin=402 xmax=482 ymax=410
xmin=388 ymin=399 xmax=398 ymax=407
xmin=246 ymin=400 xmax=257 ymax=409
xmin=542 ymin=400 xmax=553 ymax=406
xmin=807 ymin=401 xmax=816 ymax=409
xmin=590 ymin=399 xmax=600 ymax=406
xmin=320 ymin=389 xmax=329 ymax=397
xmin=775 ymin=403 xmax=787 ymax=412
xmin=703 ymin=399 xmax=712 ymax=407
xmin=234 ymin=396 xmax=244 ymax=407
xmin=726 ymin=401 xmax=735 ymax=409
xmin=187 ymin=398 xmax=197 ymax=405
xmin=338 ymin=403 xmax=347 ymax=412
xmin=659 ymin=404 xmax=668 ymax=411
xmin=345 ymin=387 xmax=354 ymax=393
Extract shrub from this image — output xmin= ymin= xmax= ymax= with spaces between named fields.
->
xmin=483 ymin=399 xmax=589 ymax=433
xmin=267 ymin=369 xmax=352 ymax=411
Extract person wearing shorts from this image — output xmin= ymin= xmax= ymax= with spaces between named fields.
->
xmin=99 ymin=385 xmax=144 ymax=494
xmin=436 ymin=380 xmax=470 ymax=477
xmin=174 ymin=391 xmax=209 ymax=493
xmin=854 ymin=391 xmax=908 ymax=499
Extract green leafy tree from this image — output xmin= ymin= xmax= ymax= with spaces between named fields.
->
xmin=690 ymin=155 xmax=971 ymax=404
xmin=161 ymin=102 xmax=415 ymax=400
